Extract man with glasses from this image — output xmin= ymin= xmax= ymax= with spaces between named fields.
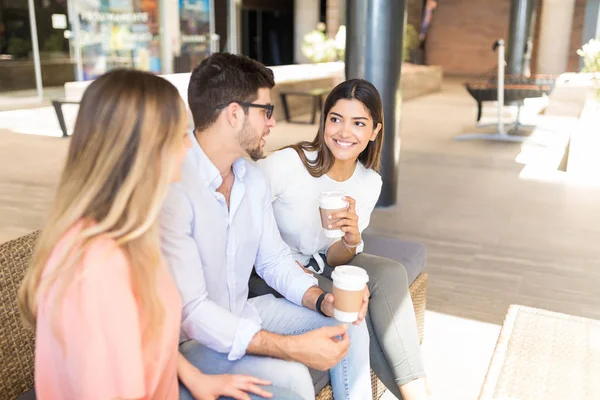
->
xmin=160 ymin=53 xmax=371 ymax=400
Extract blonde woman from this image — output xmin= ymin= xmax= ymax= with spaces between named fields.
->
xmin=18 ymin=69 xmax=295 ymax=400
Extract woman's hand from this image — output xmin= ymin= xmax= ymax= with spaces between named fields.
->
xmin=187 ymin=373 xmax=273 ymax=400
xmin=330 ymin=196 xmax=361 ymax=249
xmin=296 ymin=260 xmax=314 ymax=275
xmin=355 ymin=286 xmax=370 ymax=325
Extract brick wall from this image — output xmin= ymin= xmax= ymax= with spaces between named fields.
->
xmin=424 ymin=0 xmax=585 ymax=76
xmin=424 ymin=0 xmax=511 ymax=76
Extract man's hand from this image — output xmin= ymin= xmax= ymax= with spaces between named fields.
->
xmin=288 ymin=324 xmax=350 ymax=370
xmin=186 ymin=373 xmax=273 ymax=400
xmin=320 ymin=287 xmax=370 ymax=325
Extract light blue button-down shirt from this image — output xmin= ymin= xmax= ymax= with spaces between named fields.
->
xmin=159 ymin=137 xmax=318 ymax=361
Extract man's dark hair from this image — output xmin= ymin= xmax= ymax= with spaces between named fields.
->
xmin=188 ymin=53 xmax=275 ymax=132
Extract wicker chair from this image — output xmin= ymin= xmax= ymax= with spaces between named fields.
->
xmin=0 ymin=231 xmax=39 ymax=399
xmin=0 ymin=231 xmax=427 ymax=400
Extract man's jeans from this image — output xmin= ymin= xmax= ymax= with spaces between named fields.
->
xmin=179 ymin=294 xmax=372 ymax=400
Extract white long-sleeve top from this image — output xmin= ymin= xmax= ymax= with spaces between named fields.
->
xmin=257 ymin=148 xmax=382 ymax=268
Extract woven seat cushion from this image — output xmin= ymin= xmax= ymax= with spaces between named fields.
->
xmin=310 ymin=368 xmax=330 ymax=396
xmin=362 ymin=233 xmax=427 ymax=285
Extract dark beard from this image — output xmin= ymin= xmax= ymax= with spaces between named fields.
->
xmin=247 ymin=146 xmax=264 ymax=161
xmin=238 ymin=120 xmax=264 ymax=161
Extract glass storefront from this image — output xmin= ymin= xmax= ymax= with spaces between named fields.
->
xmin=0 ymin=0 xmax=71 ymax=102
xmin=0 ymin=0 xmax=220 ymax=104
xmin=72 ymin=0 xmax=217 ymax=79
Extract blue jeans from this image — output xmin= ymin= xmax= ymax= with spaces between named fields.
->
xmin=179 ymin=341 xmax=307 ymax=400
xmin=179 ymin=294 xmax=372 ymax=400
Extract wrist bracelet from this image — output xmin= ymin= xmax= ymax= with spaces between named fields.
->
xmin=315 ymin=292 xmax=328 ymax=317
xmin=342 ymin=237 xmax=362 ymax=249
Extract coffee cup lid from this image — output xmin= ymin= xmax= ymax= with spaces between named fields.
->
xmin=319 ymin=191 xmax=346 ymax=201
xmin=319 ymin=191 xmax=347 ymax=208
xmin=331 ymin=265 xmax=369 ymax=286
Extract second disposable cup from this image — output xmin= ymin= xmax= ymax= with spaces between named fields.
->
xmin=331 ymin=265 xmax=369 ymax=322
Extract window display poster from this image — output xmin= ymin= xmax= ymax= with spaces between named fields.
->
xmin=179 ymin=0 xmax=210 ymax=56
xmin=76 ymin=0 xmax=161 ymax=79
xmin=109 ymin=0 xmax=132 ymax=12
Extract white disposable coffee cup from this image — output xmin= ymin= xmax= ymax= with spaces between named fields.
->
xmin=331 ymin=265 xmax=369 ymax=322
xmin=318 ymin=191 xmax=348 ymax=238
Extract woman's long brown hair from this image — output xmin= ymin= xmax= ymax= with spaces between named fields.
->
xmin=285 ymin=79 xmax=384 ymax=177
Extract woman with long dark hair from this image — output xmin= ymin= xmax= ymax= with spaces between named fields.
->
xmin=257 ymin=79 xmax=430 ymax=399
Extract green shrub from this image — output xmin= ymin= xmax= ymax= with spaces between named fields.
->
xmin=7 ymin=37 xmax=32 ymax=59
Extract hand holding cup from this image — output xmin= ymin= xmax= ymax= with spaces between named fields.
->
xmin=318 ymin=191 xmax=349 ymax=238
xmin=320 ymin=286 xmax=369 ymax=326
xmin=328 ymin=196 xmax=361 ymax=247
xmin=330 ymin=266 xmax=369 ymax=324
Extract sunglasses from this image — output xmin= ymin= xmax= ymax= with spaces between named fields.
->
xmin=216 ymin=101 xmax=274 ymax=120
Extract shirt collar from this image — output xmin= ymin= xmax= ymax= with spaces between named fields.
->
xmin=191 ymin=133 xmax=248 ymax=190
xmin=233 ymin=158 xmax=247 ymax=182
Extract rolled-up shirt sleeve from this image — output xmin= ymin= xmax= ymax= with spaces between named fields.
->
xmin=160 ymin=185 xmax=261 ymax=360
xmin=254 ymin=178 xmax=318 ymax=306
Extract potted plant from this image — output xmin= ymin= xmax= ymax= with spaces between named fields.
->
xmin=301 ymin=23 xmax=341 ymax=63
xmin=577 ymin=38 xmax=600 ymax=73
xmin=302 ymin=23 xmax=420 ymax=64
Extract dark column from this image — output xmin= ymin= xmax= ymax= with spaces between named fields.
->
xmin=345 ymin=0 xmax=369 ymax=80
xmin=507 ymin=0 xmax=537 ymax=75
xmin=346 ymin=0 xmax=406 ymax=207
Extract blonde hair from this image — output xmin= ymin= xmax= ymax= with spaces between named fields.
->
xmin=18 ymin=69 xmax=187 ymax=343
